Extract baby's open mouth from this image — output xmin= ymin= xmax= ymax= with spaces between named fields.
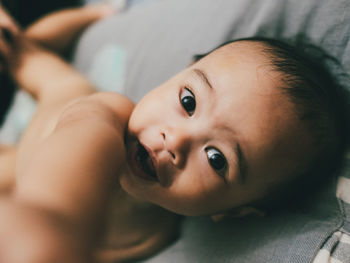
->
xmin=136 ymin=142 xmax=158 ymax=181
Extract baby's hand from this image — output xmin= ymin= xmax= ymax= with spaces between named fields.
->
xmin=0 ymin=5 xmax=20 ymax=34
xmin=0 ymin=5 xmax=20 ymax=72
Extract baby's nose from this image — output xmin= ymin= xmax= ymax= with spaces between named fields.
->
xmin=162 ymin=127 xmax=191 ymax=167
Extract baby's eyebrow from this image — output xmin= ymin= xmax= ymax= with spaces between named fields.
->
xmin=193 ymin=68 xmax=213 ymax=90
xmin=235 ymin=143 xmax=247 ymax=184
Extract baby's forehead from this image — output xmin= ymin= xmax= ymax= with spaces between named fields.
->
xmin=216 ymin=40 xmax=270 ymax=57
xmin=198 ymin=41 xmax=274 ymax=75
xmin=198 ymin=40 xmax=280 ymax=85
xmin=207 ymin=41 xmax=286 ymax=91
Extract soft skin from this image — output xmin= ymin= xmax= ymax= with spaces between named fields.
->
xmin=121 ymin=42 xmax=313 ymax=216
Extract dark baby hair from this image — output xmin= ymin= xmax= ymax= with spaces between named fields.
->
xmin=193 ymin=37 xmax=350 ymax=211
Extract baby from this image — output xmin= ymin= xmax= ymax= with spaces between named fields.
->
xmin=0 ymin=4 xmax=348 ymax=263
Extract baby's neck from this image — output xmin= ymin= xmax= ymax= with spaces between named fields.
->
xmin=98 ymin=184 xmax=181 ymax=253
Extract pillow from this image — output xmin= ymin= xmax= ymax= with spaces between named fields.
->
xmin=73 ymin=0 xmax=350 ymax=262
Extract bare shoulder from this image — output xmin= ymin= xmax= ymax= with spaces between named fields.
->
xmin=16 ymin=92 xmax=133 ymax=176
xmin=15 ymin=95 xmax=132 ymax=222
xmin=57 ymin=92 xmax=134 ymax=134
xmin=50 ymin=92 xmax=134 ymax=168
xmin=88 ymin=92 xmax=135 ymax=126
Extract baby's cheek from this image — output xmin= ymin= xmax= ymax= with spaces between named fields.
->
xmin=171 ymin=175 xmax=224 ymax=214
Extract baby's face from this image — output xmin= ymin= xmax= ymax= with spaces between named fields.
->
xmin=121 ymin=42 xmax=312 ymax=216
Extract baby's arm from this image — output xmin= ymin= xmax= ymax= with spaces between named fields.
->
xmin=2 ymin=4 xmax=134 ymax=227
xmin=25 ymin=4 xmax=115 ymax=55
xmin=9 ymin=36 xmax=95 ymax=103
xmin=0 ymin=7 xmax=134 ymax=262
xmin=1 ymin=6 xmax=95 ymax=103
xmin=2 ymin=5 xmax=134 ymax=231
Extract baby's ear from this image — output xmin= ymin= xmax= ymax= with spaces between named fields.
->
xmin=211 ymin=206 xmax=266 ymax=222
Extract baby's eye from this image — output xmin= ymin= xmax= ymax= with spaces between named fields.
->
xmin=180 ymin=87 xmax=196 ymax=116
xmin=206 ymin=148 xmax=227 ymax=175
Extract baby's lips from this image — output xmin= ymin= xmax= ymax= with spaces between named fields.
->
xmin=155 ymin=157 xmax=175 ymax=187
